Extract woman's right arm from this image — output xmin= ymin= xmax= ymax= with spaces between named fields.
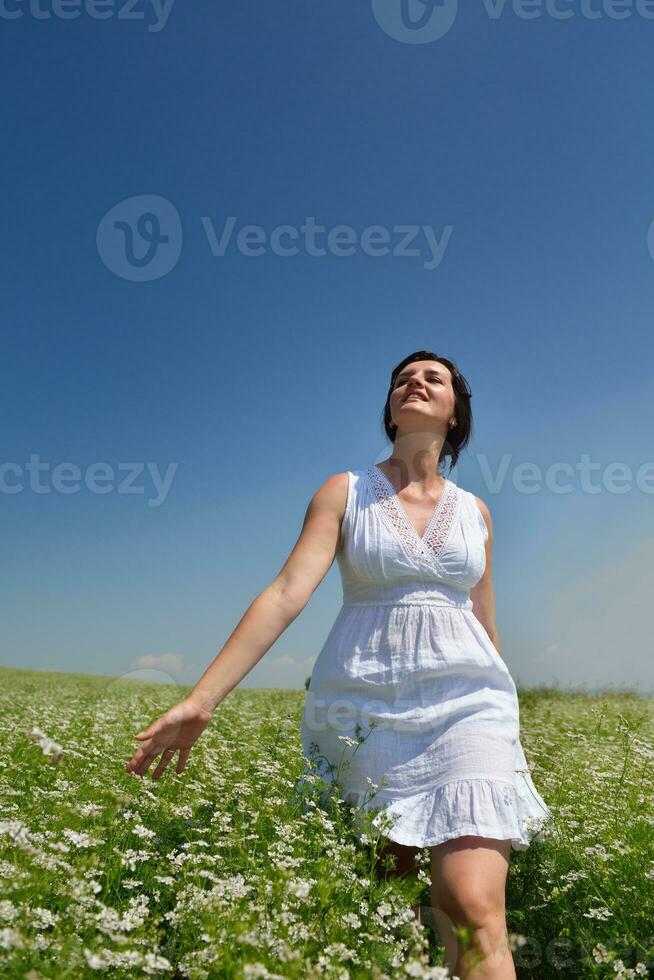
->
xmin=125 ymin=472 xmax=349 ymax=779
xmin=188 ymin=471 xmax=349 ymax=712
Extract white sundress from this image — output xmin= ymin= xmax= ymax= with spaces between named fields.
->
xmin=294 ymin=465 xmax=554 ymax=851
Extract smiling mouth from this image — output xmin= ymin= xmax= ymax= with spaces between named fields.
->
xmin=404 ymin=394 xmax=427 ymax=402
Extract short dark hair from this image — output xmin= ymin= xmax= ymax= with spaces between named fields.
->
xmin=381 ymin=349 xmax=473 ymax=474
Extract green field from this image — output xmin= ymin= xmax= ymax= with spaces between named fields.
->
xmin=1 ymin=666 xmax=653 ymax=979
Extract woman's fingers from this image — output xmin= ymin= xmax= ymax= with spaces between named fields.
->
xmin=127 ymin=734 xmax=164 ymax=774
xmin=127 ymin=741 xmax=189 ymax=780
xmin=131 ymin=749 xmax=161 ymax=777
xmin=125 ymin=749 xmax=147 ymax=773
xmin=126 ymin=701 xmax=208 ymax=778
xmin=134 ymin=723 xmax=158 ymax=741
xmin=151 ymin=748 xmax=176 ymax=781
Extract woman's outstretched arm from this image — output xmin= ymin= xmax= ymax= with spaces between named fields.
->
xmin=125 ymin=471 xmax=349 ymax=779
xmin=187 ymin=471 xmax=349 ymax=713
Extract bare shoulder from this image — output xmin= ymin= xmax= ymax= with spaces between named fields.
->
xmin=308 ymin=471 xmax=350 ymax=521
xmin=472 ymin=494 xmax=493 ymax=538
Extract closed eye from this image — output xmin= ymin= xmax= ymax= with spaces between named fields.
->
xmin=397 ymin=376 xmax=442 ymax=387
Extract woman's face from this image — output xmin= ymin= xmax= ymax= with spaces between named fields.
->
xmin=389 ymin=359 xmax=456 ymax=433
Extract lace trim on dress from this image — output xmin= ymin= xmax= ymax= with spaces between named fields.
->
xmin=423 ymin=479 xmax=458 ymax=559
xmin=367 ymin=465 xmax=458 ymax=565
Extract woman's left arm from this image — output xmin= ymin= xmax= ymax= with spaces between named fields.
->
xmin=469 ymin=496 xmax=501 ymax=655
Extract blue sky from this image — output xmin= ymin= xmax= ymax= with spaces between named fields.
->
xmin=2 ymin=2 xmax=653 ymax=698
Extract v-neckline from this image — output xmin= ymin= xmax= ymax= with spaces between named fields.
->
xmin=367 ymin=464 xmax=458 ymax=564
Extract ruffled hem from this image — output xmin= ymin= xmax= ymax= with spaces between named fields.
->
xmin=292 ymin=771 xmax=554 ymax=852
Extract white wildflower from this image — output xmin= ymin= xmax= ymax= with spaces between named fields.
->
xmin=0 ymin=820 xmax=31 ymax=846
xmin=114 ymin=848 xmax=153 ymax=871
xmin=288 ymin=879 xmax=312 ymax=899
xmin=0 ymin=900 xmax=18 ymax=923
xmin=71 ymin=878 xmax=102 ymax=902
xmin=28 ymin=907 xmax=59 ymax=930
xmin=0 ymin=927 xmax=25 ymax=950
xmin=83 ymin=949 xmax=108 ymax=971
xmin=29 ymin=727 xmax=64 ymax=764
xmin=78 ymin=803 xmax=103 ymax=817
xmin=62 ymin=829 xmax=94 ymax=848
xmin=584 ymin=906 xmax=612 ymax=920
xmin=143 ymin=952 xmax=173 ymax=974
xmin=404 ymin=962 xmax=450 ymax=978
xmin=130 ymin=823 xmax=157 ymax=841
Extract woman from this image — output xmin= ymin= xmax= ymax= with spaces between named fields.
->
xmin=126 ymin=349 xmax=553 ymax=979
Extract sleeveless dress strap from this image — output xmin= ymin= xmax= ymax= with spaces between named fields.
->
xmin=465 ymin=489 xmax=489 ymax=543
xmin=338 ymin=470 xmax=356 ymax=551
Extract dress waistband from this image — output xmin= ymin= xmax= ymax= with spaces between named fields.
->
xmin=341 ymin=580 xmax=473 ymax=609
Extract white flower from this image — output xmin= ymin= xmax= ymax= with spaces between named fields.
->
xmin=130 ymin=823 xmax=157 ymax=841
xmin=143 ymin=952 xmax=173 ymax=974
xmin=288 ymin=879 xmax=312 ymax=898
xmin=404 ymin=962 xmax=450 ymax=978
xmin=83 ymin=949 xmax=108 ymax=971
xmin=29 ymin=907 xmax=58 ymax=930
xmin=583 ymin=906 xmax=612 ymax=921
xmin=343 ymin=913 xmax=361 ymax=929
xmin=70 ymin=878 xmax=102 ymax=902
xmin=29 ymin=728 xmax=64 ymax=764
xmin=0 ymin=901 xmax=18 ymax=923
xmin=62 ymin=829 xmax=94 ymax=848
xmin=0 ymin=820 xmax=31 ymax=846
xmin=78 ymin=803 xmax=103 ymax=817
xmin=115 ymin=848 xmax=153 ymax=871
xmin=0 ymin=928 xmax=24 ymax=950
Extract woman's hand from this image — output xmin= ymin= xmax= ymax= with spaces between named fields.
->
xmin=125 ymin=696 xmax=214 ymax=780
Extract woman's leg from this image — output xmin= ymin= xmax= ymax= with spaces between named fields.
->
xmin=430 ymin=835 xmax=515 ymax=979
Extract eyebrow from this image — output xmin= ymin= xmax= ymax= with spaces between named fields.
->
xmin=396 ymin=368 xmax=444 ymax=381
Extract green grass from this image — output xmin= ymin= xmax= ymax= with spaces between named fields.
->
xmin=0 ymin=666 xmax=653 ymax=978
